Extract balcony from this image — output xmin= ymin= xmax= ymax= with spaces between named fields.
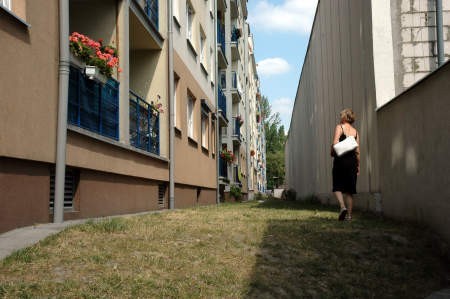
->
xmin=130 ymin=0 xmax=163 ymax=50
xmin=231 ymin=72 xmax=241 ymax=103
xmin=231 ymin=116 xmax=242 ymax=145
xmin=218 ymin=86 xmax=228 ymax=126
xmin=230 ymin=27 xmax=241 ymax=61
xmin=129 ymin=90 xmax=160 ymax=155
xmin=217 ymin=22 xmax=228 ymax=68
xmin=219 ymin=156 xmax=228 ymax=178
xmin=68 ymin=65 xmax=119 ymax=140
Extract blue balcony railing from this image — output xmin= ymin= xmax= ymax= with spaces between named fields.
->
xmin=231 ymin=71 xmax=238 ymax=89
xmin=217 ymin=22 xmax=225 ymax=55
xmin=129 ymin=90 xmax=160 ymax=155
xmin=218 ymin=86 xmax=227 ymax=120
xmin=145 ymin=0 xmax=159 ymax=30
xmin=219 ymin=156 xmax=228 ymax=178
xmin=232 ymin=117 xmax=241 ymax=138
xmin=68 ymin=65 xmax=119 ymax=140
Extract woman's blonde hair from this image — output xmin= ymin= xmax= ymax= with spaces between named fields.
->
xmin=340 ymin=108 xmax=356 ymax=124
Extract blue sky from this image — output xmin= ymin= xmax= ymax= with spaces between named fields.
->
xmin=247 ymin=0 xmax=318 ymax=132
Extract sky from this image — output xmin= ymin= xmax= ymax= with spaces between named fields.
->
xmin=247 ymin=0 xmax=318 ymax=132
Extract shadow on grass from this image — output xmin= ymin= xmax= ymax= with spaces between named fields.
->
xmin=254 ymin=199 xmax=337 ymax=212
xmin=246 ymin=215 xmax=447 ymax=298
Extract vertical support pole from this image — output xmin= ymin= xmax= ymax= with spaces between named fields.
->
xmin=436 ymin=0 xmax=445 ymax=66
xmin=168 ymin=0 xmax=175 ymax=209
xmin=54 ymin=0 xmax=70 ymax=223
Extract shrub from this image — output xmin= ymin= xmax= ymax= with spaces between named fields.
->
xmin=230 ymin=185 xmax=242 ymax=201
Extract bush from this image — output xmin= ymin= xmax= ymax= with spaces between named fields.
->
xmin=230 ymin=185 xmax=242 ymax=201
xmin=254 ymin=192 xmax=265 ymax=201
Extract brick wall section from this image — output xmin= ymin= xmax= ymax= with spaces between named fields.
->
xmin=400 ymin=0 xmax=450 ymax=88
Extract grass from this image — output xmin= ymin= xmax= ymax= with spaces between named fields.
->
xmin=0 ymin=200 xmax=448 ymax=298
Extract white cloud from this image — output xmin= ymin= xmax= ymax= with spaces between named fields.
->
xmin=257 ymin=57 xmax=291 ymax=77
xmin=271 ymin=97 xmax=294 ymax=130
xmin=248 ymin=0 xmax=318 ymax=35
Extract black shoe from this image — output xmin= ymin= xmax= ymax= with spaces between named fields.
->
xmin=338 ymin=208 xmax=347 ymax=221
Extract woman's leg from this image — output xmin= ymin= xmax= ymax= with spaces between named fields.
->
xmin=344 ymin=193 xmax=353 ymax=218
xmin=334 ymin=191 xmax=346 ymax=209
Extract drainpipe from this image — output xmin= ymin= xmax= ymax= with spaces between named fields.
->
xmin=215 ymin=0 xmax=220 ymax=205
xmin=244 ymin=24 xmax=250 ymax=199
xmin=436 ymin=0 xmax=445 ymax=66
xmin=168 ymin=0 xmax=175 ymax=209
xmin=54 ymin=0 xmax=70 ymax=223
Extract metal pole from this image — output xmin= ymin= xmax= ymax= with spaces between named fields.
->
xmin=168 ymin=0 xmax=175 ymax=209
xmin=215 ymin=0 xmax=220 ymax=205
xmin=436 ymin=0 xmax=445 ymax=66
xmin=54 ymin=0 xmax=70 ymax=223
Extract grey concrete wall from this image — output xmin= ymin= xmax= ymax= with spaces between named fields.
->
xmin=377 ymin=61 xmax=450 ymax=243
xmin=286 ymin=0 xmax=379 ymax=204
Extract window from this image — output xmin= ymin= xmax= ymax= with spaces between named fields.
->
xmin=173 ymin=0 xmax=179 ymax=20
xmin=187 ymin=93 xmax=195 ymax=138
xmin=1 ymin=0 xmax=11 ymax=10
xmin=211 ymin=119 xmax=216 ymax=154
xmin=200 ymin=29 xmax=206 ymax=65
xmin=201 ymin=112 xmax=209 ymax=149
xmin=186 ymin=1 xmax=194 ymax=41
xmin=174 ymin=74 xmax=179 ymax=127
xmin=210 ymin=48 xmax=214 ymax=83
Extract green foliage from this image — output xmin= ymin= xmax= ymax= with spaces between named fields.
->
xmin=261 ymin=96 xmax=287 ymax=189
xmin=230 ymin=185 xmax=242 ymax=201
xmin=78 ymin=218 xmax=128 ymax=233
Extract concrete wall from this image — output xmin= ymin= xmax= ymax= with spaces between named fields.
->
xmin=286 ymin=0 xmax=379 ymax=203
xmin=377 ymin=61 xmax=450 ymax=243
xmin=0 ymin=0 xmax=59 ymax=163
xmin=0 ymin=158 xmax=50 ymax=233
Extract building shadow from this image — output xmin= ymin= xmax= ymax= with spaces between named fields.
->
xmin=246 ymin=214 xmax=446 ymax=298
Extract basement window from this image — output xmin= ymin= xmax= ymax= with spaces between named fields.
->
xmin=49 ymin=168 xmax=79 ymax=211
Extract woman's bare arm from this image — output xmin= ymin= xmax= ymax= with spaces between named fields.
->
xmin=333 ymin=125 xmax=342 ymax=145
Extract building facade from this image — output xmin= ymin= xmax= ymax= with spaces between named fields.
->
xmin=0 ymin=0 xmax=265 ymax=233
xmin=286 ymin=0 xmax=450 ymax=242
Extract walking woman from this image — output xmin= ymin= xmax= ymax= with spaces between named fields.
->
xmin=332 ymin=108 xmax=360 ymax=221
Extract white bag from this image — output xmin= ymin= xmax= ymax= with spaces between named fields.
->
xmin=333 ymin=135 xmax=358 ymax=157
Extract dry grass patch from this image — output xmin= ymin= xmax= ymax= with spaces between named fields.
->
xmin=0 ymin=201 xmax=448 ymax=298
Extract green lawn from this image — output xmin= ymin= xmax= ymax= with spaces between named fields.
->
xmin=0 ymin=200 xmax=447 ymax=298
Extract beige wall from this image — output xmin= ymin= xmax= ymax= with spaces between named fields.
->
xmin=0 ymin=158 xmax=50 ymax=233
xmin=286 ymin=0 xmax=379 ymax=199
xmin=377 ymin=62 xmax=450 ymax=243
xmin=66 ymin=131 xmax=169 ymax=181
xmin=173 ymin=52 xmax=217 ymax=189
xmin=0 ymin=0 xmax=59 ymax=163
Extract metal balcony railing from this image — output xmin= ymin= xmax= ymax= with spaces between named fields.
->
xmin=218 ymin=86 xmax=227 ymax=119
xmin=231 ymin=71 xmax=238 ymax=89
xmin=129 ymin=90 xmax=160 ymax=155
xmin=68 ymin=65 xmax=119 ymax=140
xmin=219 ymin=156 xmax=228 ymax=178
xmin=232 ymin=117 xmax=241 ymax=138
xmin=217 ymin=22 xmax=225 ymax=55
xmin=144 ymin=0 xmax=159 ymax=30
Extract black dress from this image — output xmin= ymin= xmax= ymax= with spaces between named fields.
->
xmin=332 ymin=132 xmax=358 ymax=194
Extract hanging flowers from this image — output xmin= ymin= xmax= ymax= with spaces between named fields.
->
xmin=220 ymin=149 xmax=235 ymax=163
xmin=250 ymin=149 xmax=256 ymax=156
xmin=69 ymin=32 xmax=121 ymax=78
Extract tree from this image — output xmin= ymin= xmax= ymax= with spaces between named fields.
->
xmin=261 ymin=95 xmax=286 ymax=190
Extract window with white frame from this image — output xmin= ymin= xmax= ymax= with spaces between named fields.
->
xmin=201 ymin=112 xmax=209 ymax=149
xmin=187 ymin=93 xmax=195 ymax=138
xmin=173 ymin=0 xmax=179 ymax=21
xmin=211 ymin=119 xmax=216 ymax=154
xmin=200 ymin=29 xmax=206 ymax=65
xmin=174 ymin=74 xmax=179 ymax=127
xmin=186 ymin=1 xmax=194 ymax=41
xmin=1 ymin=0 xmax=11 ymax=10
xmin=210 ymin=47 xmax=214 ymax=83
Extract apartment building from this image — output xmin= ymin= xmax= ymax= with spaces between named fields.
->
xmin=216 ymin=0 xmax=265 ymax=201
xmin=171 ymin=0 xmax=217 ymax=207
xmin=245 ymin=27 xmax=266 ymax=198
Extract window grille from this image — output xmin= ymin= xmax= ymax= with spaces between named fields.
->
xmin=68 ymin=65 xmax=119 ymax=140
xmin=158 ymin=184 xmax=166 ymax=209
xmin=49 ymin=169 xmax=77 ymax=210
